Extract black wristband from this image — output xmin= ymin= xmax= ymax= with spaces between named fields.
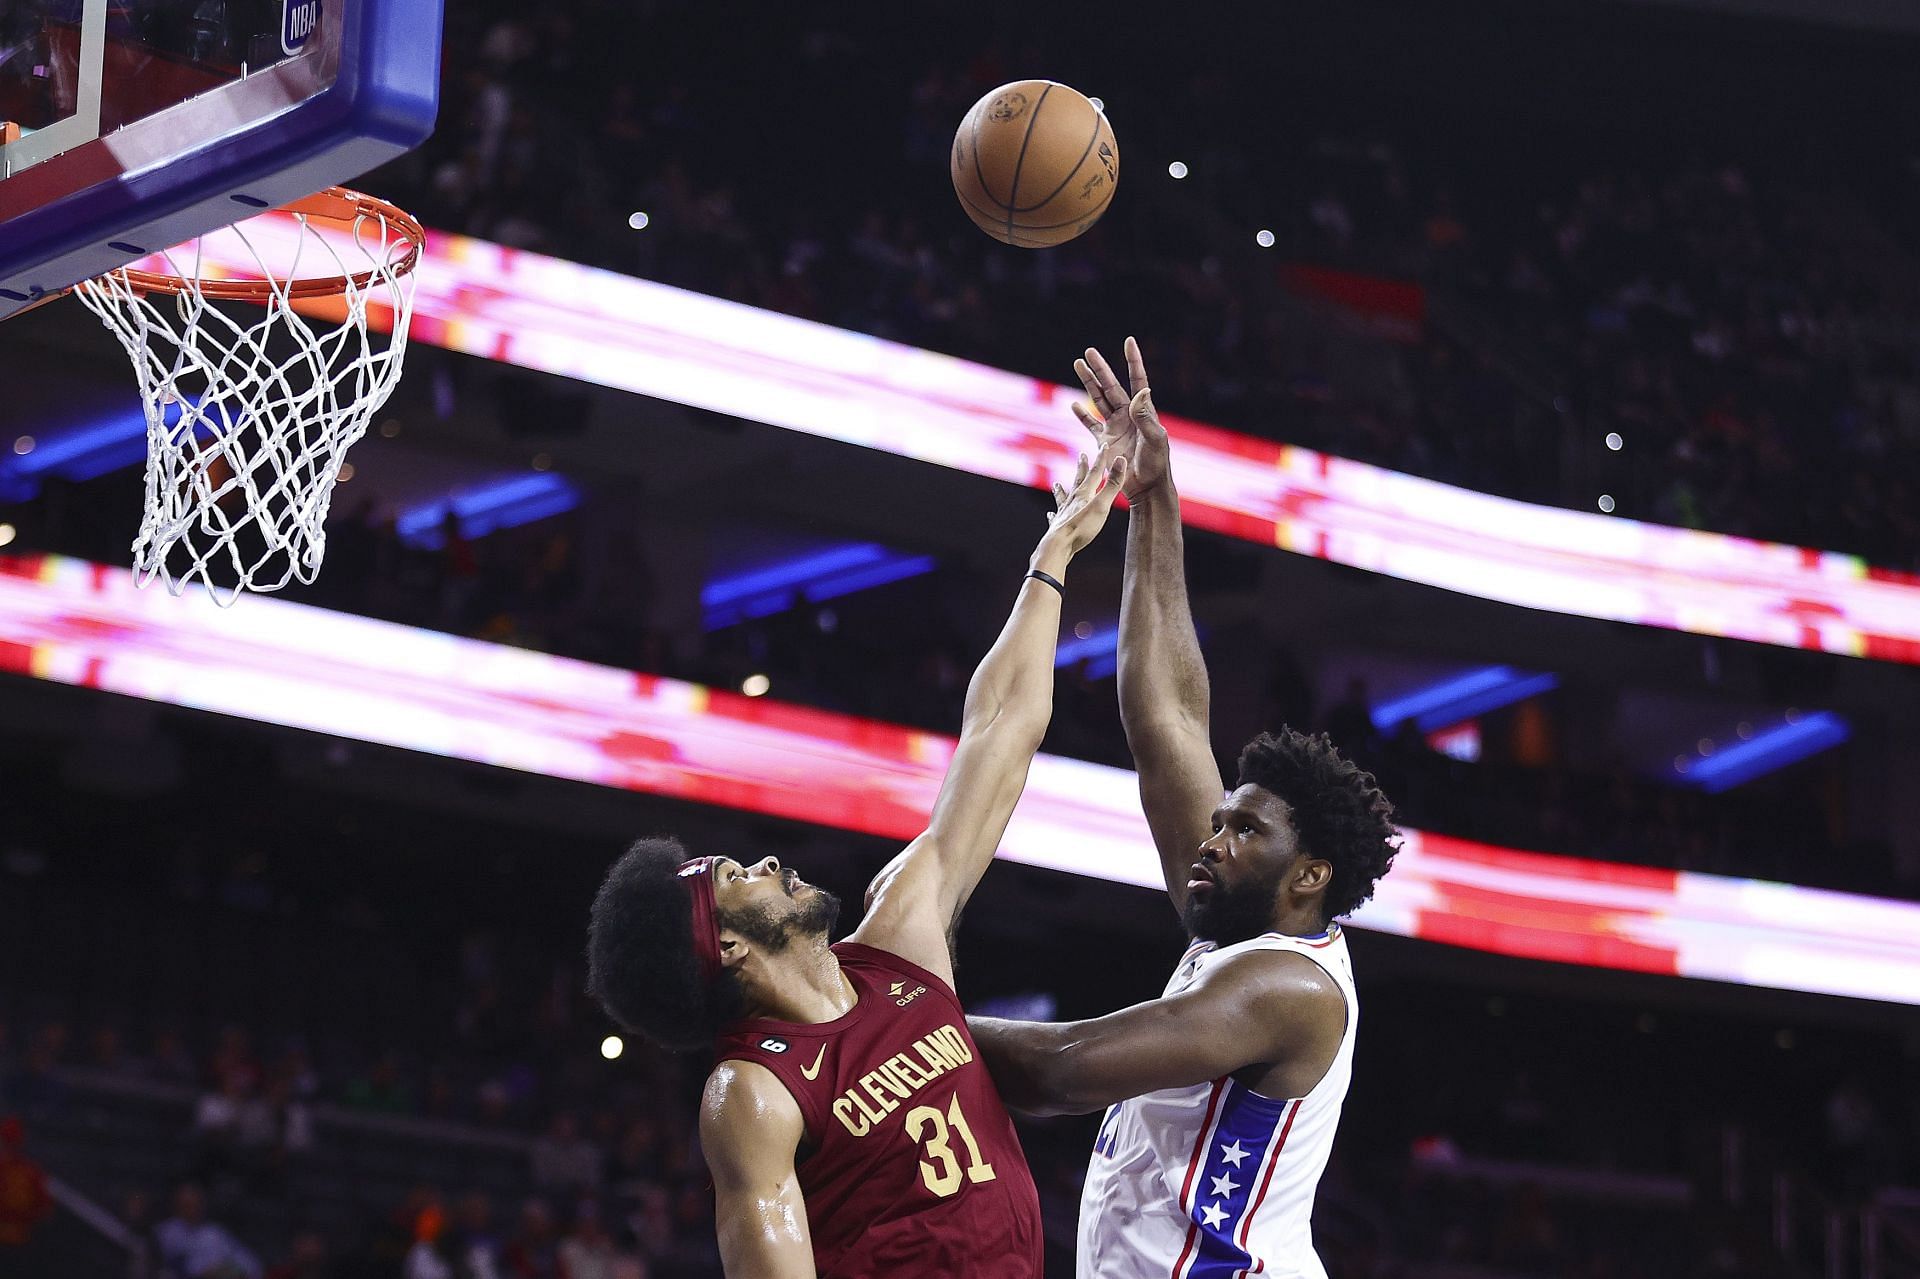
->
xmin=1025 ymin=568 xmax=1065 ymax=596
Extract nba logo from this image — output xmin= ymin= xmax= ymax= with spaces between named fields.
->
xmin=282 ymin=0 xmax=323 ymax=54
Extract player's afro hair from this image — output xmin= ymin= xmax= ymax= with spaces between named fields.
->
xmin=587 ymin=837 xmax=743 ymax=1051
xmin=1235 ymin=728 xmax=1400 ymax=924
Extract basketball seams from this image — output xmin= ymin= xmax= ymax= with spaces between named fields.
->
xmin=969 ymin=105 xmax=993 ymax=213
xmin=1013 ymin=108 xmax=1106 ymax=214
xmin=1003 ymin=82 xmax=1055 ymax=241
xmin=954 ymin=182 xmax=1114 ymax=237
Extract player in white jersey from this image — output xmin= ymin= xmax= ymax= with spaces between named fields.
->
xmin=971 ymin=339 xmax=1401 ymax=1279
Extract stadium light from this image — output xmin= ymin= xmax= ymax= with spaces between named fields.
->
xmin=703 ymin=543 xmax=936 ymax=630
xmin=1370 ymin=666 xmax=1559 ymax=735
xmin=394 ymin=474 xmax=580 ymax=549
xmin=1680 ymin=713 xmax=1849 ymax=793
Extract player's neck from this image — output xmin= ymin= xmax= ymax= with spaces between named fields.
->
xmin=742 ymin=940 xmax=858 ymax=1025
xmin=1268 ymin=900 xmax=1329 ymax=938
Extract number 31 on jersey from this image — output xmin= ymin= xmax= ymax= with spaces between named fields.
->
xmin=905 ymin=1094 xmax=997 ymax=1197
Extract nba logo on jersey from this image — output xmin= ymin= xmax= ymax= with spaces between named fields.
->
xmin=283 ymin=0 xmax=323 ymax=54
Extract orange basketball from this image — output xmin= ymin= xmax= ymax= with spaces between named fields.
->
xmin=951 ymin=81 xmax=1118 ymax=248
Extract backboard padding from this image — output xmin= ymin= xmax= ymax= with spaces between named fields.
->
xmin=0 ymin=0 xmax=440 ymax=320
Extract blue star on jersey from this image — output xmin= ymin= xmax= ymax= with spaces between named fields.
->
xmin=1172 ymin=1080 xmax=1304 ymax=1279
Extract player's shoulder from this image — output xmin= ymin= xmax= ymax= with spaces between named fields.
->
xmin=701 ymin=1059 xmax=806 ymax=1181
xmin=1196 ymin=942 xmax=1347 ymax=1013
xmin=702 ymin=1058 xmax=804 ymax=1130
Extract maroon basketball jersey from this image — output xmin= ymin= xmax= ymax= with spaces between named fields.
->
xmin=713 ymin=942 xmax=1043 ymax=1279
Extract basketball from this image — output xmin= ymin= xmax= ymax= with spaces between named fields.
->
xmin=951 ymin=80 xmax=1118 ymax=248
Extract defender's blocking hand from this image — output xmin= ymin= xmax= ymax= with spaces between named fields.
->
xmin=1071 ymin=336 xmax=1170 ymax=501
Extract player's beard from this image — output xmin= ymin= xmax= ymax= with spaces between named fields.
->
xmin=1181 ymin=864 xmax=1285 ymax=947
xmin=723 ymin=885 xmax=842 ymax=953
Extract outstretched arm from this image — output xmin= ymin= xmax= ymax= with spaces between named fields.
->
xmin=701 ymin=1061 xmax=818 ymax=1279
xmin=1075 ymin=339 xmax=1223 ymax=918
xmin=850 ymin=452 xmax=1128 ymax=986
xmin=967 ymin=949 xmax=1345 ymax=1117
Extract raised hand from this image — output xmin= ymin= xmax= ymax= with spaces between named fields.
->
xmin=1043 ymin=448 xmax=1130 ymax=558
xmin=1071 ymin=336 xmax=1170 ymax=501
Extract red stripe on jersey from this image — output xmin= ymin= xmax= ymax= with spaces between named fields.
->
xmin=1259 ymin=929 xmax=1340 ymax=949
xmin=1239 ymin=1098 xmax=1301 ymax=1274
xmin=1169 ymin=1079 xmax=1228 ymax=1279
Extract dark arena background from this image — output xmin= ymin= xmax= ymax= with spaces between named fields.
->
xmin=5 ymin=1 xmax=1920 ymax=1276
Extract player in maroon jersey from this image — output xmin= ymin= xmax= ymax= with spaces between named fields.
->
xmin=587 ymin=449 xmax=1130 ymax=1278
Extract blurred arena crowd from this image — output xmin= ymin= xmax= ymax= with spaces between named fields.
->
xmin=1 ymin=781 xmax=1915 ymax=1279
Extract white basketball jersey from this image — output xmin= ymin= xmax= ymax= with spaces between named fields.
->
xmin=1077 ymin=927 xmax=1356 ymax=1279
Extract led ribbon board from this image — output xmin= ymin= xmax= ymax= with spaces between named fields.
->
xmin=4 ymin=552 xmax=1918 ymax=1006
xmin=162 ymin=223 xmax=1920 ymax=664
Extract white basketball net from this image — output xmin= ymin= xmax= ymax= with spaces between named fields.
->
xmin=73 ymin=191 xmax=421 ymax=605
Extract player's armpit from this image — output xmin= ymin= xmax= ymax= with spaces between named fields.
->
xmin=968 ymin=950 xmax=1344 ymax=1117
xmin=851 ymin=835 xmax=960 ymax=989
xmin=700 ymin=1061 xmax=819 ymax=1279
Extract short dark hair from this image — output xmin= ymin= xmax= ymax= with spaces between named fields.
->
xmin=586 ymin=837 xmax=743 ymax=1051
xmin=1235 ymin=728 xmax=1400 ymax=923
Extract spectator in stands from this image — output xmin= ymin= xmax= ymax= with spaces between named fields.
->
xmin=343 ymin=1052 xmax=413 ymax=1114
xmin=87 ymin=1024 xmax=130 ymax=1074
xmin=4 ymin=1025 xmax=68 ymax=1118
xmin=607 ymin=1116 xmax=663 ymax=1187
xmin=192 ymin=1069 xmax=278 ymax=1191
xmin=208 ymin=1028 xmax=262 ymax=1095
xmin=501 ymin=1199 xmax=559 ymax=1279
xmin=0 ymin=1116 xmax=54 ymax=1276
xmin=621 ymin=1185 xmax=674 ymax=1263
xmin=529 ymin=1114 xmax=600 ymax=1195
xmin=403 ymin=1201 xmax=454 ymax=1279
xmin=155 ymin=1181 xmax=262 ymax=1279
xmin=450 ymin=1192 xmax=503 ymax=1279
xmin=148 ymin=1029 xmax=200 ymax=1088
xmin=554 ymin=1202 xmax=621 ymax=1279
xmin=1824 ymin=1073 xmax=1892 ymax=1203
xmin=1490 ymin=1182 xmax=1560 ymax=1272
xmin=263 ymin=1231 xmax=328 ymax=1279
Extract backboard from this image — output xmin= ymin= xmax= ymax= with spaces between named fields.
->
xmin=0 ymin=0 xmax=441 ymax=321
